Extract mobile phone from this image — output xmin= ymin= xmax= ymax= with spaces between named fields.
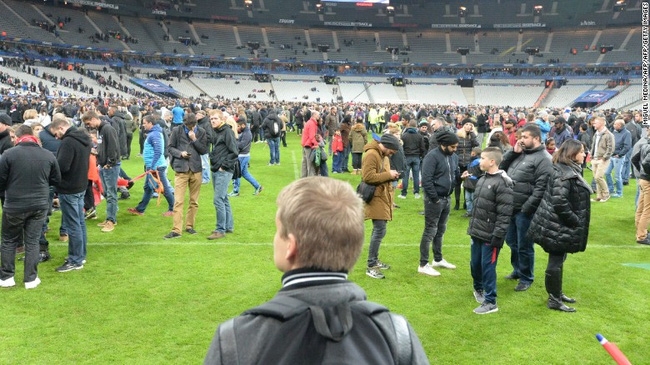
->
xmin=186 ymin=153 xmax=192 ymax=157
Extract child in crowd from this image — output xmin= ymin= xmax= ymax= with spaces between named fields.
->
xmin=545 ymin=137 xmax=556 ymax=156
xmin=467 ymin=147 xmax=513 ymax=314
xmin=461 ymin=147 xmax=482 ymax=218
xmin=331 ymin=129 xmax=344 ymax=173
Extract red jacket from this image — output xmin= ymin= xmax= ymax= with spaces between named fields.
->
xmin=332 ymin=134 xmax=344 ymax=153
xmin=301 ymin=118 xmax=319 ymax=149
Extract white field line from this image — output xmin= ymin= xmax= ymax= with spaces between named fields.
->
xmin=291 ymin=149 xmax=300 ymax=180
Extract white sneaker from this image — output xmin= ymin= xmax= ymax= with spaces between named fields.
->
xmin=432 ymin=259 xmax=456 ymax=269
xmin=0 ymin=276 xmax=16 ymax=288
xmin=397 ymin=195 xmax=406 ymax=199
xmin=414 ymin=193 xmax=421 ymax=199
xmin=418 ymin=264 xmax=441 ymax=277
xmin=25 ymin=277 xmax=41 ymax=290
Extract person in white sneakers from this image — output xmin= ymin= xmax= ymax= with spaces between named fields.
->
xmin=418 ymin=131 xmax=459 ymax=277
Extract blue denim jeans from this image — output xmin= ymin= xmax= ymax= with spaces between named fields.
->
xmin=212 ymin=170 xmax=234 ymax=233
xmin=401 ymin=155 xmax=421 ymax=196
xmin=332 ymin=152 xmax=343 ymax=173
xmin=100 ymin=163 xmax=120 ymax=223
xmin=623 ymin=150 xmax=632 ymax=183
xmin=419 ymin=196 xmax=450 ymax=266
xmin=505 ymin=211 xmax=535 ymax=284
xmin=465 ymin=190 xmax=475 ymax=214
xmin=201 ymin=153 xmax=210 ymax=184
xmin=470 ymin=237 xmax=500 ymax=304
xmin=605 ymin=156 xmax=624 ymax=196
xmin=135 ymin=167 xmax=175 ymax=212
xmin=367 ymin=219 xmax=387 ymax=267
xmin=233 ymin=155 xmax=260 ymax=193
xmin=268 ymin=137 xmax=280 ymax=164
xmin=1 ymin=209 xmax=47 ymax=282
xmin=59 ymin=192 xmax=87 ymax=265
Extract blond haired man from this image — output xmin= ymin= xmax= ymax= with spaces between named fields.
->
xmin=590 ymin=116 xmax=615 ymax=202
xmin=204 ymin=177 xmax=429 ymax=364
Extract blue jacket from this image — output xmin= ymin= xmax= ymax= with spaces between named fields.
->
xmin=612 ymin=127 xmax=631 ymax=157
xmin=143 ymin=124 xmax=166 ymax=170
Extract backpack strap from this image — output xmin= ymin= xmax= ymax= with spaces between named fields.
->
xmin=353 ymin=301 xmax=413 ymax=365
xmin=389 ymin=313 xmax=413 ymax=365
xmin=217 ymin=318 xmax=239 ymax=365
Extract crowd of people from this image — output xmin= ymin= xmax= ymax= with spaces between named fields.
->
xmin=0 ymin=89 xmax=645 ymax=362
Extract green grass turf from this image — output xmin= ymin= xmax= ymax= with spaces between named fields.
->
xmin=1 ymin=131 xmax=648 ymax=364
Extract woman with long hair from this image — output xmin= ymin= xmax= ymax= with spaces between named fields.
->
xmin=528 ymin=139 xmax=592 ymax=312
xmin=454 ymin=120 xmax=479 ymax=210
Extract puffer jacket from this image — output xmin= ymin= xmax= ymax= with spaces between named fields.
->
xmin=528 ymin=163 xmax=591 ymax=254
xmin=456 ymin=131 xmax=479 ymax=168
xmin=467 ymin=170 xmax=514 ymax=242
xmin=362 ymin=140 xmax=394 ymax=221
xmin=500 ymin=145 xmax=553 ymax=216
xmin=350 ymin=123 xmax=368 ymax=153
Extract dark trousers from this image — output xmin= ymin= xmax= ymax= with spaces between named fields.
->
xmin=419 ymin=196 xmax=450 ymax=265
xmin=84 ymin=180 xmax=95 ymax=211
xmin=367 ymin=219 xmax=387 ymax=267
xmin=352 ymin=152 xmax=362 ymax=170
xmin=505 ymin=211 xmax=535 ymax=284
xmin=545 ymin=252 xmax=567 ymax=297
xmin=125 ymin=133 xmax=133 ymax=158
xmin=470 ymin=237 xmax=501 ymax=304
xmin=1 ymin=209 xmax=48 ymax=282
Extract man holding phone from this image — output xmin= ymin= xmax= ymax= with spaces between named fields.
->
xmin=164 ymin=113 xmax=209 ymax=239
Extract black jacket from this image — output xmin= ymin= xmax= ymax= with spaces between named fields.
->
xmin=261 ymin=111 xmax=282 ymax=138
xmin=56 ymin=128 xmax=92 ymax=195
xmin=456 ymin=132 xmax=479 ymax=168
xmin=528 ymin=163 xmax=591 ymax=254
xmin=96 ymin=120 xmax=121 ymax=167
xmin=401 ymin=127 xmax=425 ymax=158
xmin=209 ymin=123 xmax=239 ymax=173
xmin=108 ymin=112 xmax=128 ymax=156
xmin=168 ymin=125 xmax=209 ymax=173
xmin=467 ymin=171 xmax=514 ymax=242
xmin=421 ymin=147 xmax=459 ymax=201
xmin=0 ymin=141 xmax=61 ymax=213
xmin=500 ymin=145 xmax=553 ymax=216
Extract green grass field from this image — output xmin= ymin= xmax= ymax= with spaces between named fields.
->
xmin=1 ymin=131 xmax=648 ymax=364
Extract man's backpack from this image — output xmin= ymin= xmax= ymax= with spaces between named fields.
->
xmin=218 ymin=296 xmax=413 ymax=365
xmin=271 ymin=117 xmax=281 ymax=137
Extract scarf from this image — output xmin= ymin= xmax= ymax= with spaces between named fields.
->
xmin=568 ymin=161 xmax=593 ymax=194
xmin=15 ymin=135 xmax=39 ymax=145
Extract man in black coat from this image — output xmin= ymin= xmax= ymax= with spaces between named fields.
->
xmin=0 ymin=125 xmax=61 ymax=289
xmin=499 ymin=124 xmax=553 ymax=292
xmin=51 ymin=116 xmax=91 ymax=272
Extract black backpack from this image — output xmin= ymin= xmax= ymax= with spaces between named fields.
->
xmin=217 ymin=296 xmax=413 ymax=365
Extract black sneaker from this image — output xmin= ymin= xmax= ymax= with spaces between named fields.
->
xmin=514 ymin=281 xmax=531 ymax=291
xmin=56 ymin=261 xmax=83 ymax=273
xmin=164 ymin=231 xmax=182 ymax=239
xmin=39 ymin=251 xmax=51 ymax=263
xmin=185 ymin=228 xmax=197 ymax=235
